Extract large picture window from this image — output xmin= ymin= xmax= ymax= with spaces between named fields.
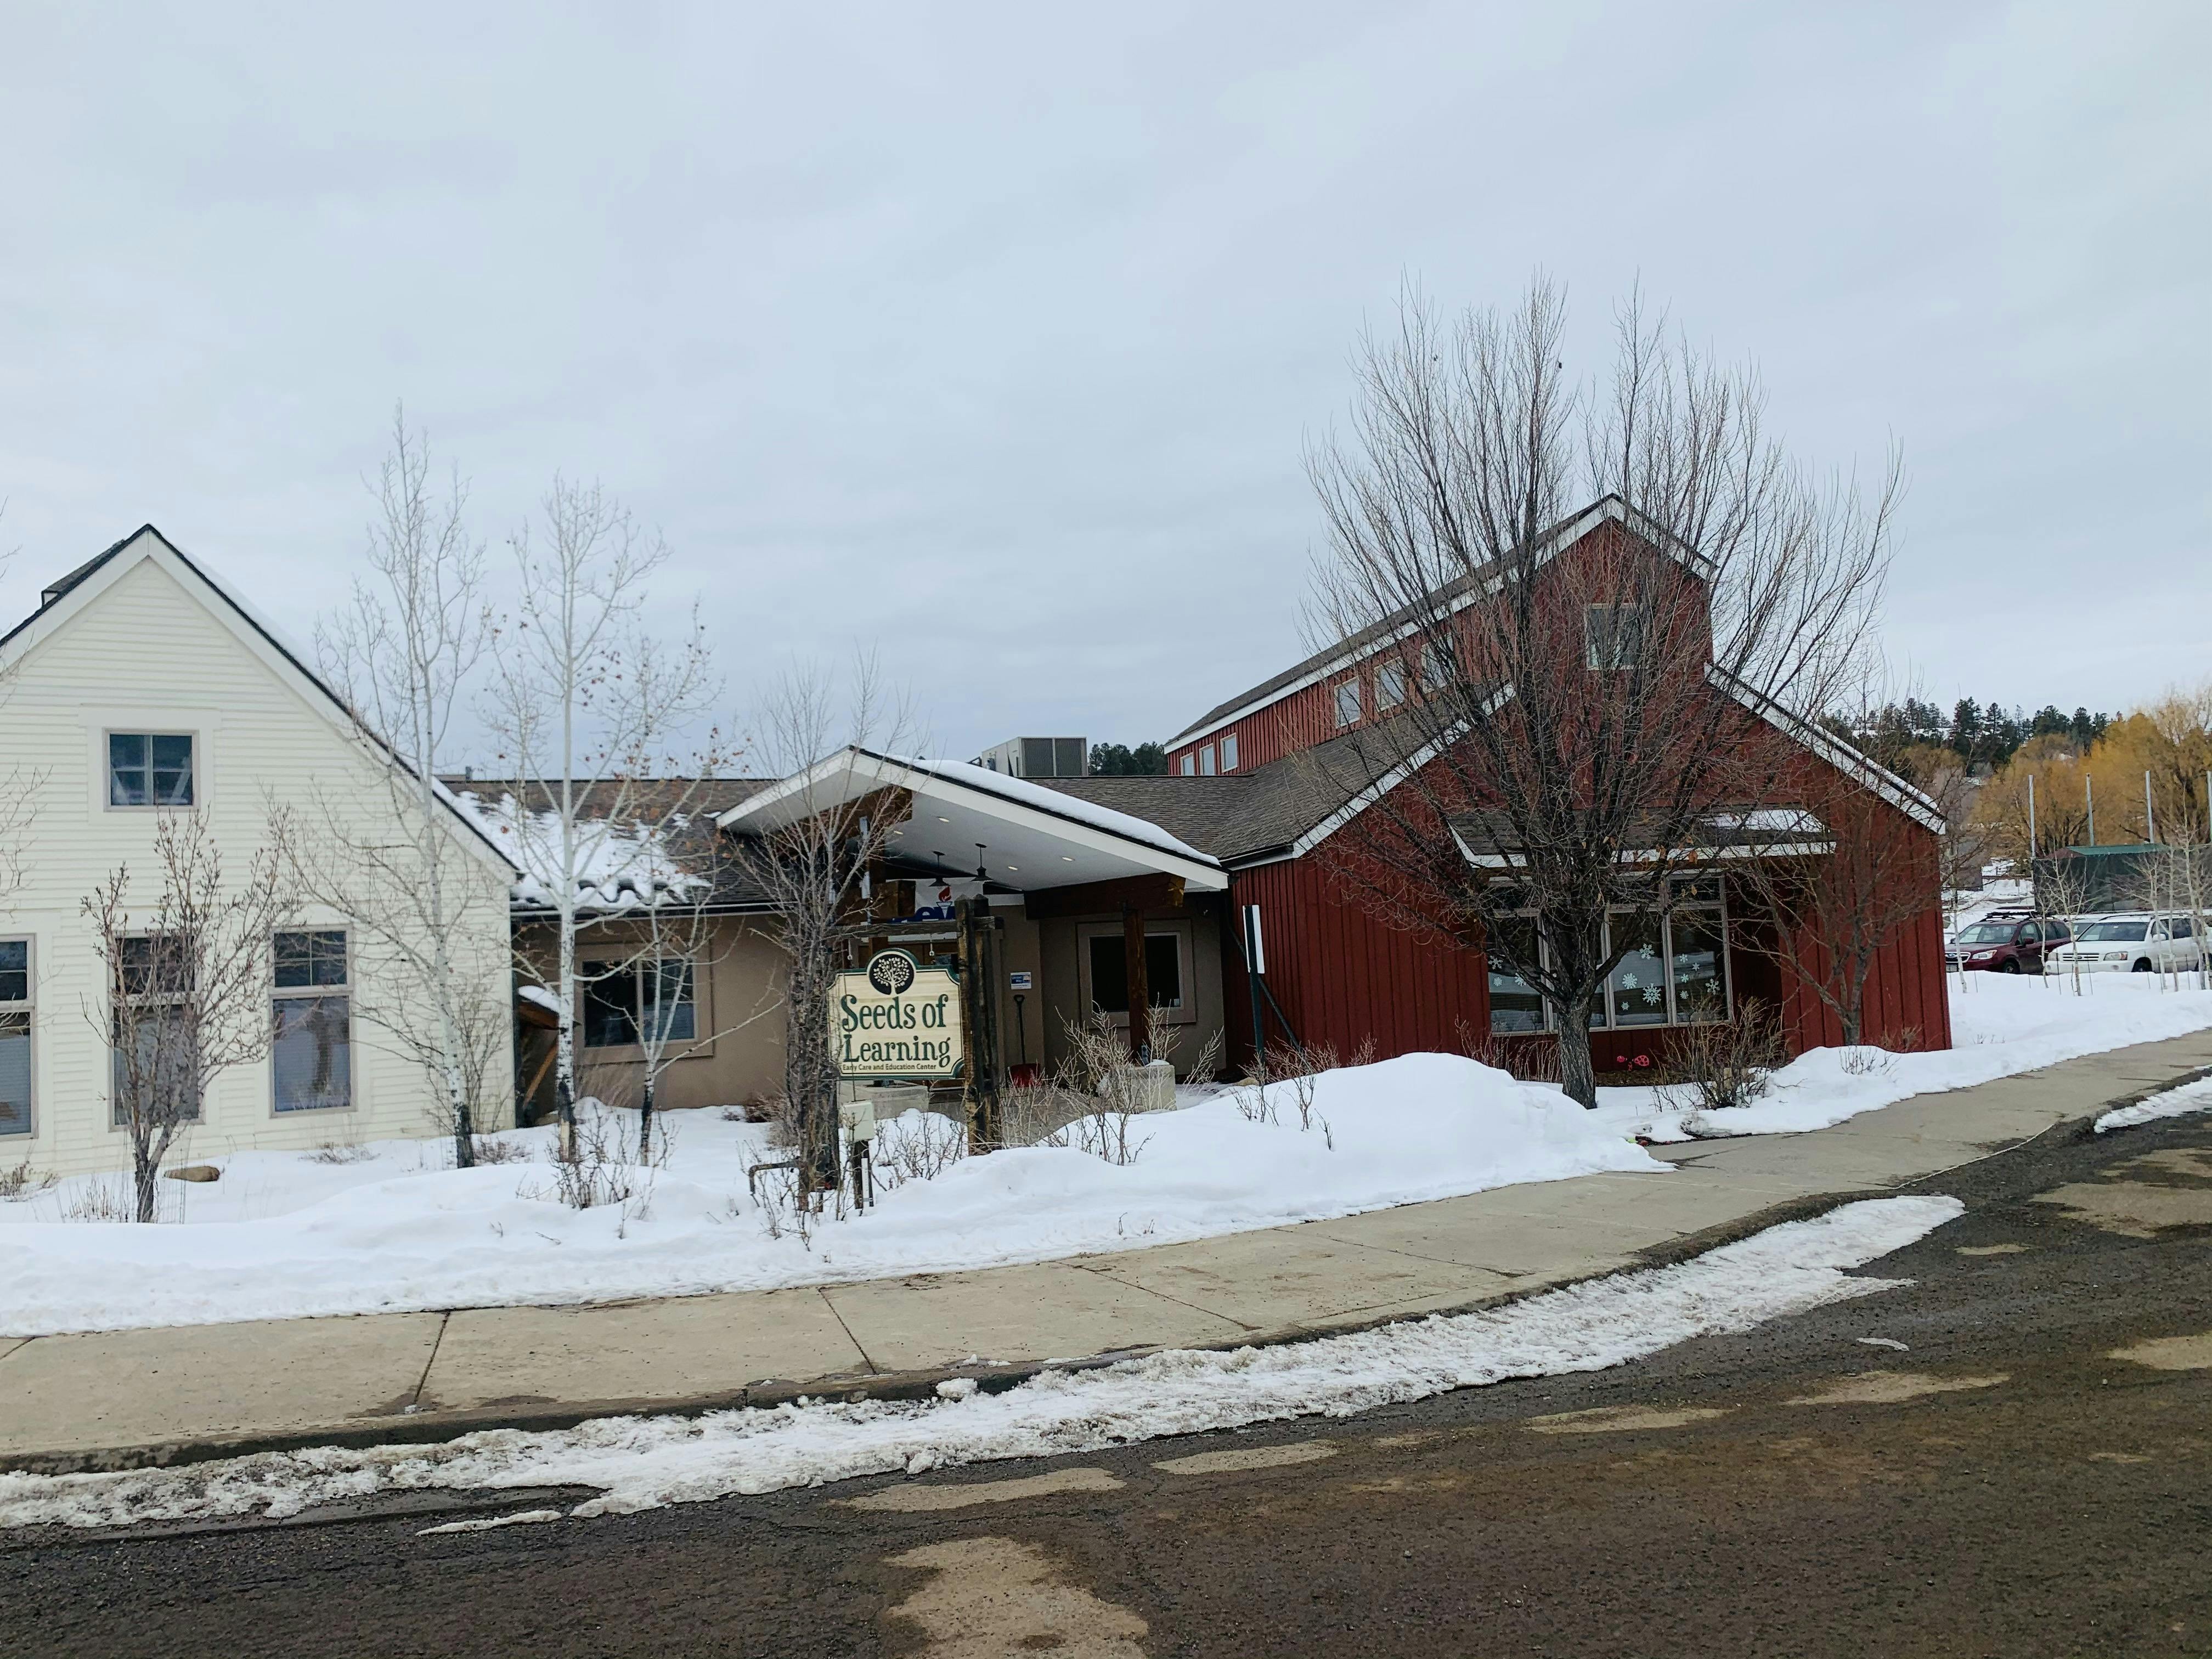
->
xmin=273 ymin=929 xmax=351 ymax=1112
xmin=1486 ymin=878 xmax=1731 ymax=1035
xmin=108 ymin=732 xmax=195 ymax=807
xmin=0 ymin=939 xmax=30 ymax=1136
xmin=583 ymin=958 xmax=697 ymax=1049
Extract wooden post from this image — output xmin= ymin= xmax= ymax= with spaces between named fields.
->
xmin=959 ymin=898 xmax=1004 ymax=1152
xmin=1122 ymin=903 xmax=1151 ymax=1062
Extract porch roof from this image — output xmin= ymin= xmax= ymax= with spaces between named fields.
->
xmin=715 ymin=748 xmax=1228 ymax=894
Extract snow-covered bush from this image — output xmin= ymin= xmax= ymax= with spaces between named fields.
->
xmin=873 ymin=1109 xmax=968 ymax=1192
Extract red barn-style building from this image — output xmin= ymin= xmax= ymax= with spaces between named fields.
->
xmin=1048 ymin=498 xmax=1952 ymax=1077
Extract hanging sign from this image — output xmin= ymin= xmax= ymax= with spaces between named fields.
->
xmin=832 ymin=948 xmax=966 ymax=1079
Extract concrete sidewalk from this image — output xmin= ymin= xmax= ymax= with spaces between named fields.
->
xmin=7 ymin=1028 xmax=2212 ymax=1475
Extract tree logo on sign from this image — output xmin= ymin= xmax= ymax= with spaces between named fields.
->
xmin=867 ymin=950 xmax=917 ymax=996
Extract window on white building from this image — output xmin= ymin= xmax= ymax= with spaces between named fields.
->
xmin=111 ymin=932 xmax=200 ymax=1126
xmin=0 ymin=940 xmax=30 ymax=1136
xmin=108 ymin=732 xmax=195 ymax=807
xmin=273 ymin=930 xmax=351 ymax=1112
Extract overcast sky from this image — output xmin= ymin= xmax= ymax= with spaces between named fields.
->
xmin=2 ymin=2 xmax=2204 ymax=766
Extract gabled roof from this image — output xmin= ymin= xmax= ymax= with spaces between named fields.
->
xmin=1169 ymin=495 xmax=1702 ymax=747
xmin=4 ymin=526 xmax=520 ymax=873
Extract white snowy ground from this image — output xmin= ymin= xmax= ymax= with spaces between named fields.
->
xmin=1596 ymin=970 xmax=2212 ymax=1144
xmin=0 ymin=1054 xmax=1660 ymax=1336
xmin=0 ymin=975 xmax=2203 ymax=1338
xmin=2096 ymin=1074 xmax=2212 ymax=1133
xmin=0 ymin=1195 xmax=1962 ymax=1531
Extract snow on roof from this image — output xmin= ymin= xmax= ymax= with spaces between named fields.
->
xmin=896 ymin=754 xmax=1213 ymax=864
xmin=452 ymin=791 xmax=706 ymax=912
xmin=517 ymin=983 xmax=569 ymax=1022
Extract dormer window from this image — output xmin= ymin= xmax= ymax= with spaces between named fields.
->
xmin=1334 ymin=680 xmax=1362 ymax=727
xmin=108 ymin=733 xmax=194 ymax=807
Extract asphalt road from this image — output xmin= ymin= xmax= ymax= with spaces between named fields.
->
xmin=7 ymin=1113 xmax=2211 ymax=1658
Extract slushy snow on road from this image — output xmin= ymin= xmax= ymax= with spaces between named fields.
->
xmin=0 ymin=1195 xmax=1963 ymax=1532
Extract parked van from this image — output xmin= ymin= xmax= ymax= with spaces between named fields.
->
xmin=2042 ymin=913 xmax=2205 ymax=976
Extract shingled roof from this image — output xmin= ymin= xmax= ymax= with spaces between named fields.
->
xmin=1042 ymin=717 xmax=1428 ymax=867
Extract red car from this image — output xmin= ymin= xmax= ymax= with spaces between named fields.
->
xmin=1945 ymin=909 xmax=2070 ymax=974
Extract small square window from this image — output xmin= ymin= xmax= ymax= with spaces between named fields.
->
xmin=1198 ymin=744 xmax=1216 ymax=776
xmin=109 ymin=732 xmax=194 ymax=807
xmin=1220 ymin=733 xmax=1238 ymax=771
xmin=274 ymin=930 xmax=348 ymax=988
xmin=1334 ymin=680 xmax=1362 ymax=727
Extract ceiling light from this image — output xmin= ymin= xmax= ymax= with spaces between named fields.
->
xmin=1061 ymin=855 xmax=1075 ymax=862
xmin=937 ymin=816 xmax=951 ymax=823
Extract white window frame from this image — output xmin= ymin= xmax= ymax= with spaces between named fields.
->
xmin=1075 ymin=922 xmax=1197 ymax=1029
xmin=1375 ymin=661 xmax=1408 ymax=711
xmin=1198 ymin=743 xmax=1216 ymax=776
xmin=1334 ymin=679 xmax=1362 ymax=728
xmin=271 ymin=928 xmax=354 ymax=1115
xmin=104 ymin=729 xmax=199 ymax=811
xmin=1486 ymin=878 xmax=1732 ymax=1036
xmin=111 ymin=931 xmax=202 ymax=1128
xmin=1220 ymin=733 xmax=1238 ymax=772
xmin=1180 ymin=753 xmax=1196 ymax=776
xmin=0 ymin=936 xmax=31 ymax=1138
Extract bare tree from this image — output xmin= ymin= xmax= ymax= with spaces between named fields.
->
xmin=1729 ymin=777 xmax=1938 ymax=1047
xmin=83 ymin=811 xmax=299 ymax=1222
xmin=307 ymin=410 xmax=509 ymax=1169
xmin=484 ymin=477 xmax=724 ymax=1154
xmin=730 ymin=659 xmax=918 ymax=1198
xmin=1306 ymin=279 xmax=1901 ymax=1105
xmin=577 ymin=808 xmax=771 ymax=1159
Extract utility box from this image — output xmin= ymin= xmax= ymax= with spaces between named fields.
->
xmin=974 ymin=736 xmax=1088 ymax=779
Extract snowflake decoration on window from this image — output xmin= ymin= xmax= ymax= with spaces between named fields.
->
xmin=1643 ymin=986 xmax=1662 ymax=1006
xmin=1620 ymin=972 xmax=1639 ymax=990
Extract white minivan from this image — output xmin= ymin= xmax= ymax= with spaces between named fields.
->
xmin=2042 ymin=913 xmax=2207 ymax=976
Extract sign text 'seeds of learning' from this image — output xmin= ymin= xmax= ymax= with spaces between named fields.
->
xmin=832 ymin=949 xmax=965 ymax=1079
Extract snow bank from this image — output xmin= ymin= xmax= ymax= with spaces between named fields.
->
xmin=2096 ymin=1075 xmax=2212 ymax=1133
xmin=1599 ymin=971 xmax=2212 ymax=1143
xmin=0 ymin=1055 xmax=1658 ymax=1337
xmin=0 ymin=1195 xmax=1961 ymax=1532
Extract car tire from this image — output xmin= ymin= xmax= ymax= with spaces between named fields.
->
xmin=1999 ymin=959 xmax=2020 ymax=973
xmin=2134 ymin=960 xmax=2154 ymax=973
